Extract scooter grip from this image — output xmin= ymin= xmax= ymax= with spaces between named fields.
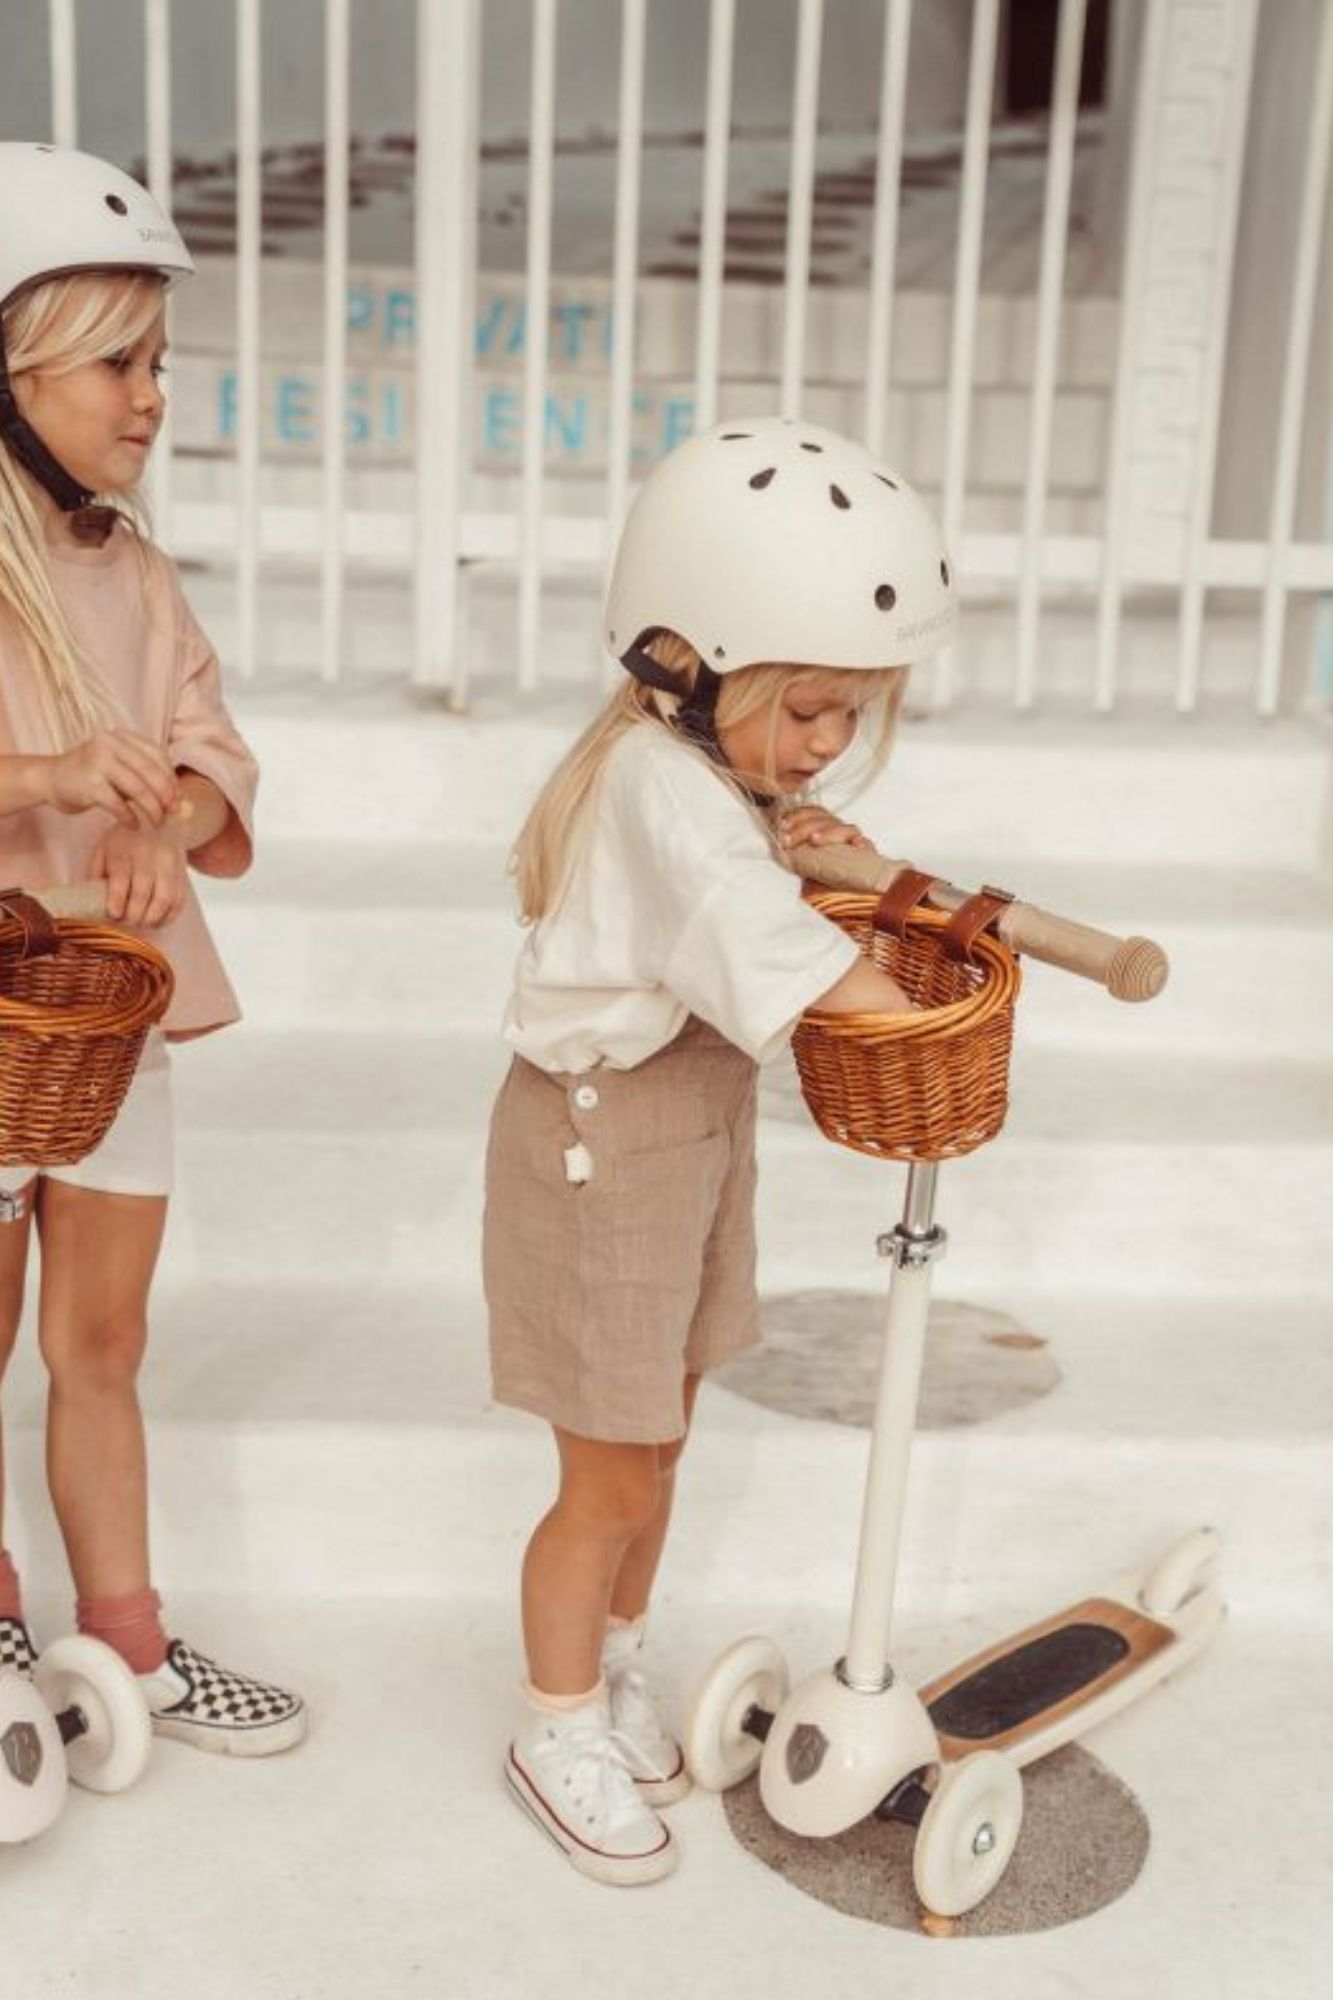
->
xmin=25 ymin=882 xmax=110 ymax=921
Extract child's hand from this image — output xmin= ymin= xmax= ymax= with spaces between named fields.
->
xmin=778 ymin=805 xmax=874 ymax=852
xmin=47 ymin=731 xmax=179 ymax=827
xmin=90 ymin=816 xmax=189 ymax=927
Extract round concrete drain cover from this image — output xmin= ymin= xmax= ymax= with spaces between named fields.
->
xmin=722 ymin=1744 xmax=1149 ymax=1938
xmin=716 ymin=1291 xmax=1059 ymax=1429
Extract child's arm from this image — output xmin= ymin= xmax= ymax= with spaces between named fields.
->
xmin=812 ymin=955 xmax=914 ymax=1015
xmin=779 ymin=805 xmax=914 ymax=1012
xmin=0 ymin=733 xmax=179 ymax=826
xmin=87 ymin=772 xmax=231 ymax=927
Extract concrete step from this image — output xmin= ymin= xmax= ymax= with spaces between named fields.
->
xmin=3 ymin=1404 xmax=1323 ymax=1627
xmin=3 ymin=1593 xmax=1325 ymax=2000
xmin=199 ymin=853 xmax=1333 ymax=1059
xmin=210 ymin=685 xmax=1332 ymax=874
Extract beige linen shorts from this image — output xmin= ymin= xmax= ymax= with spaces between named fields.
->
xmin=484 ymin=1017 xmax=761 ymax=1443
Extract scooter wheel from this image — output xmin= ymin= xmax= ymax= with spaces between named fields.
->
xmin=0 ymin=1668 xmax=68 ymax=1844
xmin=912 ymin=1751 xmax=1024 ymax=1919
xmin=33 ymin=1636 xmax=152 ymax=1796
xmin=685 ymin=1635 xmax=789 ymax=1792
xmin=1138 ymin=1527 xmax=1221 ymax=1617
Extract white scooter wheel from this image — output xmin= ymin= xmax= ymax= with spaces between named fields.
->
xmin=34 ymin=1636 xmax=152 ymax=1796
xmin=685 ymin=1635 xmax=789 ymax=1792
xmin=912 ymin=1751 xmax=1024 ymax=1919
xmin=0 ymin=1669 xmax=68 ymax=1843
xmin=1137 ymin=1527 xmax=1221 ymax=1617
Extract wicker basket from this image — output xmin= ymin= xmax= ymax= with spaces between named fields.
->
xmin=793 ymin=882 xmax=1021 ymax=1163
xmin=0 ymin=889 xmax=175 ymax=1169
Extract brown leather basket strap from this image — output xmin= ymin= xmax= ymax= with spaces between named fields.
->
xmin=0 ymin=888 xmax=60 ymax=960
xmin=873 ymin=867 xmax=939 ymax=938
xmin=942 ymin=885 xmax=1015 ymax=964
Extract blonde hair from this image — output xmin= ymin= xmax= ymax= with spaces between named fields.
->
xmin=512 ymin=631 xmax=907 ymax=921
xmin=0 ymin=269 xmax=164 ymax=747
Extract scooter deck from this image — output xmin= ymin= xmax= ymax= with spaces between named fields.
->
xmin=919 ymin=1595 xmax=1179 ymax=1768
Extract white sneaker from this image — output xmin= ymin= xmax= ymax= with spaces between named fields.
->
xmin=603 ymin=1622 xmax=691 ymax=1806
xmin=506 ymin=1696 xmax=677 ymax=1886
xmin=138 ymin=1639 xmax=306 ymax=1757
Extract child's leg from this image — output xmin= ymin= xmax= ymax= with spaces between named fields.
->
xmin=522 ymin=1426 xmax=665 ymax=1695
xmin=609 ymin=1372 xmax=701 ymax=1621
xmin=33 ymin=1181 xmax=166 ymax=1603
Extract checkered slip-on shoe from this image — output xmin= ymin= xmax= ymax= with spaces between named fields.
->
xmin=0 ymin=1617 xmax=38 ymax=1679
xmin=138 ymin=1639 xmax=306 ymax=1757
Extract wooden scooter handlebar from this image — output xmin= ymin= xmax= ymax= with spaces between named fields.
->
xmin=788 ymin=841 xmax=1169 ymax=1003
xmin=22 ymin=882 xmax=110 ymax=922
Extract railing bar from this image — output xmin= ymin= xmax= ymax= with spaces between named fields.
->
xmin=320 ymin=0 xmax=351 ymax=686
xmin=693 ymin=0 xmax=735 ymax=430
xmin=863 ymin=0 xmax=912 ymax=458
xmin=935 ymin=0 xmax=999 ymax=709
xmin=605 ymin=0 xmax=647 ymax=583
xmin=143 ymin=0 xmax=175 ymax=546
xmin=518 ymin=0 xmax=558 ymax=692
xmin=780 ymin=0 xmax=824 ymax=417
xmin=1258 ymin=0 xmax=1333 ymax=716
xmin=1094 ymin=0 xmax=1165 ymax=713
xmin=1175 ymin=0 xmax=1260 ymax=714
xmin=412 ymin=0 xmax=479 ymax=697
xmin=1015 ymin=0 xmax=1087 ymax=710
xmin=234 ymin=0 xmax=262 ymax=679
xmin=49 ymin=0 xmax=76 ymax=145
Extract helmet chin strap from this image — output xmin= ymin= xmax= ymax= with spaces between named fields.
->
xmin=620 ymin=634 xmax=724 ymax=754
xmin=0 ymin=330 xmax=112 ymax=538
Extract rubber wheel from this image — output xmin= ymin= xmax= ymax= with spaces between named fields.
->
xmin=685 ymin=1635 xmax=789 ymax=1792
xmin=0 ymin=1669 xmax=68 ymax=1843
xmin=1138 ymin=1527 xmax=1221 ymax=1617
xmin=913 ymin=1751 xmax=1024 ymax=1918
xmin=34 ymin=1635 xmax=152 ymax=1796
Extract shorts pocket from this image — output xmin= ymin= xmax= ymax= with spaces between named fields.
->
xmin=586 ymin=1129 xmax=729 ymax=1289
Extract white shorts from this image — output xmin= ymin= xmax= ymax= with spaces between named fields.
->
xmin=0 ymin=1031 xmax=174 ymax=1205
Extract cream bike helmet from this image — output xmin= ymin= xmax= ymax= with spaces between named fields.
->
xmin=0 ymin=143 xmax=194 ymax=515
xmin=605 ymin=415 xmax=956 ymax=749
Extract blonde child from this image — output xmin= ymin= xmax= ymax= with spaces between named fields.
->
xmin=0 ymin=143 xmax=302 ymax=1753
xmin=485 ymin=415 xmax=954 ymax=1882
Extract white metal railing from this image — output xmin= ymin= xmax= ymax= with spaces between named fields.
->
xmin=25 ymin=0 xmax=1333 ymax=716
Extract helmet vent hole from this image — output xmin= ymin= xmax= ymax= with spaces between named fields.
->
xmin=800 ymin=442 xmax=823 ymax=453
xmin=940 ymin=559 xmax=950 ymax=586
xmin=104 ymin=193 xmax=129 ymax=216
xmin=749 ymin=467 xmax=777 ymax=490
xmin=720 ymin=431 xmax=752 ymax=441
xmin=830 ymin=485 xmax=850 ymax=510
xmin=875 ymin=584 xmax=897 ymax=613
xmin=714 ymin=646 xmax=726 ymax=660
xmin=875 ymin=473 xmax=898 ymax=491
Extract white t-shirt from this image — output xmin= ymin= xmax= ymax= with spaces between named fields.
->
xmin=504 ymin=722 xmax=860 ymax=1073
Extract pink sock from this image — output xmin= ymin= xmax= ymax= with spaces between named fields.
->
xmin=76 ymin=1588 xmax=169 ymax=1674
xmin=0 ymin=1548 xmax=22 ymax=1622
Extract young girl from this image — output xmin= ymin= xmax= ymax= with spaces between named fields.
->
xmin=485 ymin=415 xmax=954 ymax=1882
xmin=0 ymin=143 xmax=303 ymax=1754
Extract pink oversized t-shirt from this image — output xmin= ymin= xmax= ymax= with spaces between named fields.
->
xmin=0 ymin=520 xmax=257 ymax=1039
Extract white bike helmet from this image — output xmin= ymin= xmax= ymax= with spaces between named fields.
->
xmin=605 ymin=416 xmax=956 ymax=689
xmin=0 ymin=142 xmax=193 ymax=512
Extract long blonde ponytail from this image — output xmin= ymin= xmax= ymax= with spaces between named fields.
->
xmin=0 ymin=270 xmax=162 ymax=747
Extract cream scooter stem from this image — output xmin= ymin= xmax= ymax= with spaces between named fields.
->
xmin=842 ymin=1161 xmax=945 ymax=1692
